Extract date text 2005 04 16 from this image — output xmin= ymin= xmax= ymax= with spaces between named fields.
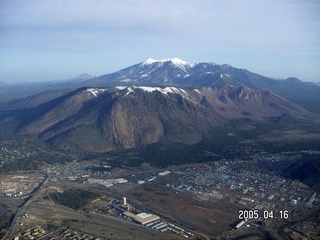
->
xmin=238 ymin=209 xmax=289 ymax=220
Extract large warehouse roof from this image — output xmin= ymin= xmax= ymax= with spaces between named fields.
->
xmin=123 ymin=211 xmax=160 ymax=225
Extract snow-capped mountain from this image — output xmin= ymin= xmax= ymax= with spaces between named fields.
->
xmin=72 ymin=58 xmax=320 ymax=112
xmin=141 ymin=58 xmax=196 ymax=70
xmin=74 ymin=57 xmax=280 ymax=90
xmin=79 ymin=57 xmax=251 ymax=87
xmin=2 ymin=58 xmax=320 ymax=113
xmin=85 ymin=58 xmax=198 ymax=85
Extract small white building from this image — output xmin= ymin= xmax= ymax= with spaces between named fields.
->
xmin=289 ymin=199 xmax=297 ymax=204
xmin=137 ymin=180 xmax=145 ymax=184
xmin=158 ymin=171 xmax=171 ymax=176
xmin=235 ymin=220 xmax=246 ymax=229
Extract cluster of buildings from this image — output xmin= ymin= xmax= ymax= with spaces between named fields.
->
xmin=172 ymin=156 xmax=318 ymax=212
xmin=43 ymin=160 xmax=173 ymax=189
xmin=50 ymin=229 xmax=102 ymax=240
xmin=136 ymin=171 xmax=171 ymax=185
xmin=19 ymin=226 xmax=46 ymax=240
xmin=44 ymin=161 xmax=92 ymax=181
xmin=0 ymin=174 xmax=44 ymax=198
xmin=85 ymin=177 xmax=128 ymax=188
xmin=0 ymin=140 xmax=35 ymax=168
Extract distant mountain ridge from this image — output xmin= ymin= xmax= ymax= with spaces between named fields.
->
xmin=2 ymin=58 xmax=319 ymax=112
xmin=67 ymin=58 xmax=320 ymax=112
xmin=64 ymin=73 xmax=100 ymax=81
xmin=6 ymin=89 xmax=71 ymax=110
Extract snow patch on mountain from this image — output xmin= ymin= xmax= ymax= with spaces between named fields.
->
xmin=115 ymin=86 xmax=189 ymax=97
xmin=220 ymin=73 xmax=231 ymax=79
xmin=141 ymin=58 xmax=195 ymax=69
xmin=141 ymin=58 xmax=158 ymax=65
xmin=86 ymin=88 xmax=106 ymax=97
xmin=138 ymin=86 xmax=188 ymax=95
xmin=120 ymin=78 xmax=132 ymax=82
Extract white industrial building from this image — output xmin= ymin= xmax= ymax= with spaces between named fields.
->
xmin=122 ymin=211 xmax=160 ymax=225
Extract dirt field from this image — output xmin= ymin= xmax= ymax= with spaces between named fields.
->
xmin=120 ymin=177 xmax=242 ymax=237
xmin=0 ymin=171 xmax=45 ymax=197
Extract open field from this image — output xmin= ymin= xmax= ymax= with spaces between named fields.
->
xmin=119 ymin=176 xmax=242 ymax=237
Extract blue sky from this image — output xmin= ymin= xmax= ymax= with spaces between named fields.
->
xmin=0 ymin=0 xmax=319 ymax=83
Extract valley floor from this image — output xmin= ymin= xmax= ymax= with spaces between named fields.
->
xmin=0 ymin=151 xmax=320 ymax=240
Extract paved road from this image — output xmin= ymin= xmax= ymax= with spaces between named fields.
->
xmin=7 ymin=174 xmax=48 ymax=239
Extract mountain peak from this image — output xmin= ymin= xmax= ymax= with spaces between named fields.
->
xmin=141 ymin=58 xmax=194 ymax=67
xmin=65 ymin=73 xmax=100 ymax=81
xmin=141 ymin=58 xmax=158 ymax=65
xmin=77 ymin=73 xmax=100 ymax=78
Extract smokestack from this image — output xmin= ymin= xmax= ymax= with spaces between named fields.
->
xmin=123 ymin=197 xmax=127 ymax=205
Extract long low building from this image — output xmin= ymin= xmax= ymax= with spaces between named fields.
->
xmin=87 ymin=178 xmax=128 ymax=187
xmin=122 ymin=211 xmax=160 ymax=225
xmin=235 ymin=220 xmax=246 ymax=229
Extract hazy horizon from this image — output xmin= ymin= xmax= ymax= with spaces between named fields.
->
xmin=1 ymin=0 xmax=320 ymax=83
